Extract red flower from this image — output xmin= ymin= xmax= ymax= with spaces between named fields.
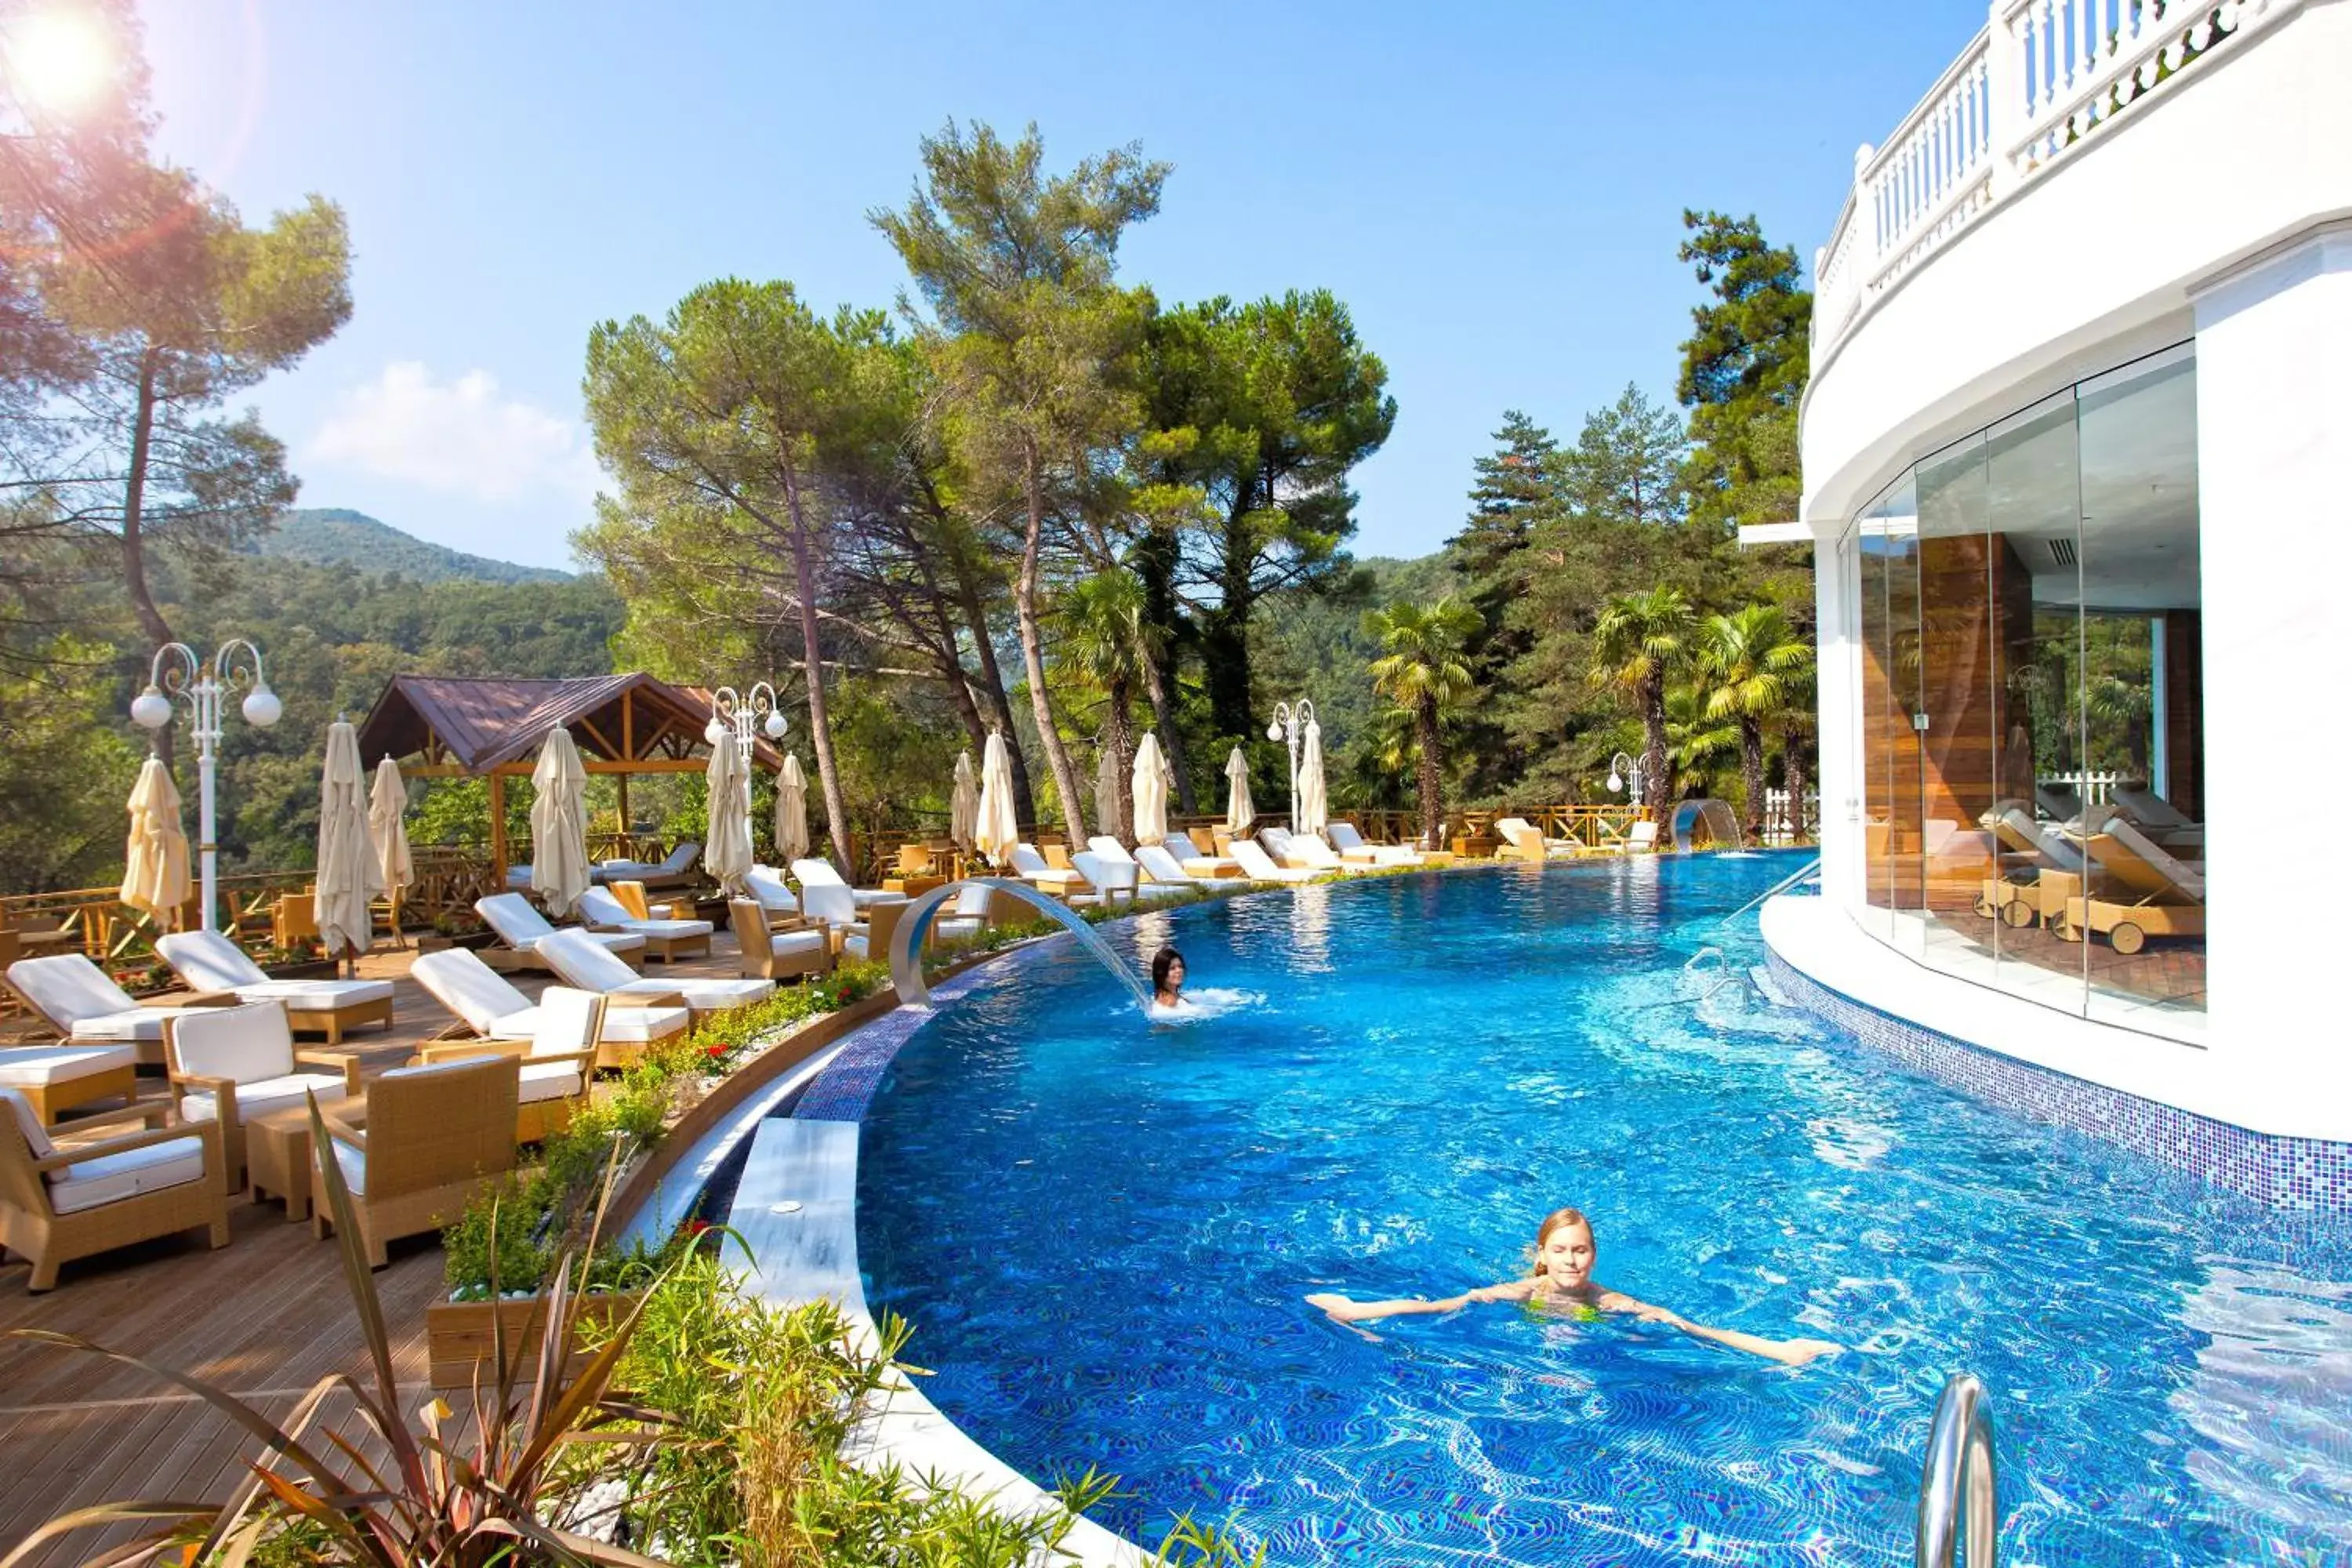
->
xmin=704 ymin=1044 xmax=728 ymax=1059
xmin=684 ymin=1218 xmax=712 ymax=1236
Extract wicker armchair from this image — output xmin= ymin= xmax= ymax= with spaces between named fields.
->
xmin=0 ymin=1088 xmax=230 ymax=1291
xmin=311 ymin=1055 xmax=519 ymax=1269
xmin=728 ymin=901 xmax=832 ymax=983
xmin=411 ymin=988 xmax=603 ymax=1144
xmin=164 ymin=1000 xmax=361 ymax=1193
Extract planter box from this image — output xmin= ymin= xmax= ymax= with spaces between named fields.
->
xmin=426 ymin=1289 xmax=644 ymax=1390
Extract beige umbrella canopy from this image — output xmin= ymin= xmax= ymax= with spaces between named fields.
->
xmin=368 ymin=755 xmax=413 ymax=915
xmin=975 ymin=730 xmax=1019 ymax=867
xmin=120 ymin=756 xmax=191 ymax=930
xmin=1223 ymin=746 xmax=1255 ymax=837
xmin=950 ymin=750 xmax=979 ymax=854
xmin=705 ymin=729 xmax=754 ymax=896
xmin=1094 ymin=740 xmax=1123 ymax=842
xmin=314 ymin=720 xmax=383 ymax=961
xmin=529 ymin=727 xmax=591 ymax=918
xmin=1132 ymin=732 xmax=1171 ymax=845
xmin=775 ymin=754 xmax=811 ymax=863
xmin=1296 ymin=719 xmax=1330 ymax=836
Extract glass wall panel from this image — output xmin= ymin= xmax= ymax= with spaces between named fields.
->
xmin=2072 ymin=346 xmax=2204 ymax=1036
xmin=1912 ymin=432 xmax=1998 ymax=978
xmin=1854 ymin=475 xmax=1918 ymax=942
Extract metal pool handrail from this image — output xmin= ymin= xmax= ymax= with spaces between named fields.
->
xmin=1717 ymin=855 xmax=1821 ymax=928
xmin=1917 ymin=1372 xmax=1998 ymax=1567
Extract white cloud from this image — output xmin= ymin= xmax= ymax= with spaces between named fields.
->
xmin=307 ymin=361 xmax=601 ymax=503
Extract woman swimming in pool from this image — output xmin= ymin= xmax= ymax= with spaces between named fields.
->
xmin=1304 ymin=1207 xmax=1842 ymax=1367
xmin=1149 ymin=946 xmax=1192 ymax=1018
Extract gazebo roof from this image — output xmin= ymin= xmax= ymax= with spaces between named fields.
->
xmin=356 ymin=673 xmax=786 ymax=776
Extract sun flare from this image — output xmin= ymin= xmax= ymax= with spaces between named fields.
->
xmin=2 ymin=5 xmax=114 ymax=118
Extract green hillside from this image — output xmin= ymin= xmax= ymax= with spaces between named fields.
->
xmin=259 ymin=508 xmax=572 ymax=584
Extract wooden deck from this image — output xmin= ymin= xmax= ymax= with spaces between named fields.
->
xmin=0 ymin=938 xmax=760 ymax=1564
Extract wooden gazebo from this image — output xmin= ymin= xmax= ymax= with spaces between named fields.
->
xmin=354 ymin=674 xmax=786 ymax=877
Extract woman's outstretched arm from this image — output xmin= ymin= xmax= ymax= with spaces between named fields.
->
xmin=1598 ymin=1290 xmax=1841 ymax=1367
xmin=1305 ymin=1279 xmax=1532 ymax=1323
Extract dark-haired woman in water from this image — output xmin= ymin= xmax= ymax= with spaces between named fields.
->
xmin=1305 ymin=1206 xmax=1841 ymax=1367
xmin=1149 ymin=946 xmax=1192 ymax=1018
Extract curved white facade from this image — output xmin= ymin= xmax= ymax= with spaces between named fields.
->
xmin=1788 ymin=0 xmax=2352 ymax=1150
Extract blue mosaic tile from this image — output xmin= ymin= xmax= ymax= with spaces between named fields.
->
xmin=793 ymin=956 xmax=1016 ymax=1123
xmin=1764 ymin=949 xmax=2352 ymax=1215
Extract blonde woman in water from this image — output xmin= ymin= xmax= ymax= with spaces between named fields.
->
xmin=1305 ymin=1206 xmax=1842 ymax=1368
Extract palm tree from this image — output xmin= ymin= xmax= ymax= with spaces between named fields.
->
xmin=1700 ymin=604 xmax=1815 ymax=837
xmin=1054 ymin=569 xmax=1152 ymax=841
xmin=1589 ymin=586 xmax=1695 ymax=819
xmin=1366 ymin=597 xmax=1483 ymax=848
xmin=1667 ymin=683 xmax=1740 ymax=800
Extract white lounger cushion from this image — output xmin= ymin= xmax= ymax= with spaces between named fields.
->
xmin=1086 ymin=836 xmax=1139 ymax=865
xmin=180 ymin=1072 xmax=351 ymax=1125
xmin=745 ymin=866 xmax=798 ymax=914
xmin=1228 ymin=840 xmax=1317 ymax=883
xmin=577 ymin=887 xmax=713 ymax=939
xmin=235 ymin=978 xmax=397 ymax=1011
xmin=1007 ymin=845 xmax=1084 ymax=886
xmin=597 ymin=842 xmax=699 ymax=879
xmin=0 ymin=1045 xmax=137 ymax=1088
xmin=154 ymin=930 xmax=270 ymax=989
xmin=536 ymin=930 xmax=773 ymax=1011
xmin=790 ymin=858 xmax=906 ymax=910
xmin=411 ymin=949 xmax=689 ymax=1044
xmin=46 ymin=1134 xmax=209 ymax=1214
xmin=8 ymin=955 xmax=138 ymax=1026
xmin=1135 ymin=844 xmax=1216 ymax=887
xmin=477 ymin=895 xmax=648 ymax=959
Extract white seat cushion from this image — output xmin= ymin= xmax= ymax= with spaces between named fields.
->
xmin=0 ymin=1045 xmax=137 ymax=1087
xmin=327 ymin=1136 xmax=366 ymax=1196
xmin=517 ymin=1061 xmax=583 ymax=1105
xmin=46 ymin=1134 xmax=209 ymax=1214
xmin=840 ymin=931 xmax=871 ymax=961
xmin=622 ymin=918 xmax=712 ymax=939
xmin=180 ymin=1071 xmax=351 ymax=1124
xmin=169 ymin=1000 xmax=295 ymax=1083
xmin=768 ymin=930 xmax=827 ymax=958
xmin=481 ymin=1004 xmax=689 ymax=1044
xmin=850 ymin=889 xmax=907 ymax=909
xmin=629 ymin=978 xmax=774 ymax=1011
xmin=934 ymin=915 xmax=983 ymax=939
xmin=234 ymin=978 xmax=396 ymax=1011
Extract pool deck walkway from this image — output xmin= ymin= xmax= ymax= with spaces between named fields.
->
xmin=0 ymin=938 xmax=758 ymax=1566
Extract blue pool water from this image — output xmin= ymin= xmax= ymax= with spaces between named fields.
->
xmin=851 ymin=855 xmax=2352 ymax=1566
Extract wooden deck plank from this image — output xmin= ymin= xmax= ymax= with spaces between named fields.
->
xmin=1 ymin=938 xmax=762 ymax=1565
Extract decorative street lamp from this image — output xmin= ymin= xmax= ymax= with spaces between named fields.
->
xmin=1606 ymin=750 xmax=1645 ymax=808
xmin=705 ymin=682 xmax=789 ymax=810
xmin=129 ymin=638 xmax=281 ymax=932
xmin=1265 ymin=696 xmax=1316 ymax=833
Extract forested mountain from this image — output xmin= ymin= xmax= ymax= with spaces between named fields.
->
xmin=259 ymin=509 xmax=573 ymax=584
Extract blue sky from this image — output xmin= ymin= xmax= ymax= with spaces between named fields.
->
xmin=138 ymin=0 xmax=1986 ymax=572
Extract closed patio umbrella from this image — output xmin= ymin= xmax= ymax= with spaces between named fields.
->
xmin=1223 ymin=746 xmax=1255 ymax=837
xmin=1094 ymin=740 xmax=1123 ymax=841
xmin=368 ymin=755 xmax=414 ymax=943
xmin=975 ymin=730 xmax=1019 ymax=867
xmin=775 ymin=753 xmax=811 ymax=863
xmin=314 ymin=720 xmax=382 ymax=962
xmin=120 ymin=756 xmax=191 ymax=930
xmin=1296 ymin=718 xmax=1330 ymax=836
xmin=705 ymin=729 xmax=754 ymax=896
xmin=1132 ymin=732 xmax=1170 ymax=845
xmin=950 ymin=750 xmax=979 ymax=854
xmin=529 ymin=727 xmax=591 ymax=918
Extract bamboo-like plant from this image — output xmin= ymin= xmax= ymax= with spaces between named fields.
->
xmin=3 ymin=1101 xmax=676 ymax=1568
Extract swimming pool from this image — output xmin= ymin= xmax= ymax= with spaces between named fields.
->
xmin=851 ymin=855 xmax=2352 ymax=1566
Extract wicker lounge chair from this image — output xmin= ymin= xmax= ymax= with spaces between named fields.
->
xmin=154 ymin=929 xmax=395 ymax=1044
xmin=4 ymin=953 xmax=234 ymax=1066
xmin=1494 ymin=817 xmax=1573 ymax=862
xmin=593 ymin=840 xmax=700 ymax=890
xmin=408 ymin=947 xmax=688 ymax=1071
xmin=162 ymin=1000 xmax=361 ymax=1192
xmin=577 ymin=886 xmax=714 ymax=963
xmin=0 ymin=1044 xmax=139 ymax=1126
xmin=744 ymin=866 xmax=800 ymax=924
xmin=312 ymin=1054 xmax=519 ymax=1269
xmin=412 ymin=987 xmax=602 ymax=1144
xmin=2060 ymin=818 xmax=2205 ymax=954
xmin=835 ymin=899 xmax=907 ymax=962
xmin=1 ymin=1088 xmax=229 ymax=1290
xmin=1228 ymin=839 xmax=1319 ymax=884
xmin=474 ymin=893 xmax=647 ymax=973
xmin=728 ymin=900 xmax=833 ymax=982
xmin=535 ymin=927 xmax=775 ymax=1017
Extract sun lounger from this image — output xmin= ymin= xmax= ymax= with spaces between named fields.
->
xmin=1135 ymin=844 xmax=1223 ymax=889
xmin=313 ymin=1054 xmax=518 ymax=1269
xmin=535 ymin=927 xmax=775 ymax=1017
xmin=593 ymin=840 xmax=700 ymax=890
xmin=474 ymin=892 xmax=647 ymax=973
xmin=154 ymin=929 xmax=395 ymax=1044
xmin=791 ymin=857 xmax=908 ymax=913
xmin=728 ymin=900 xmax=831 ymax=982
xmin=1161 ymin=829 xmax=1242 ymax=878
xmin=412 ymin=986 xmax=603 ymax=1144
xmin=1328 ymin=822 xmax=1421 ymax=866
xmin=1576 ymin=818 xmax=1662 ymax=857
xmin=2034 ymin=783 xmax=2084 ymax=823
xmin=4 ymin=954 xmax=234 ymax=1065
xmin=577 ymin=886 xmax=714 ymax=962
xmin=2112 ymin=784 xmax=2194 ymax=832
xmin=1228 ymin=839 xmax=1319 ymax=884
xmin=1269 ymin=829 xmax=1362 ymax=875
xmin=0 ymin=1044 xmax=139 ymax=1125
xmin=746 ymin=865 xmax=800 ymax=922
xmin=1008 ymin=843 xmax=1091 ymax=897
xmin=1493 ymin=817 xmax=1571 ymax=862
xmin=2060 ymin=818 xmax=2205 ymax=954
xmin=929 ymin=882 xmax=1001 ymax=942
xmin=409 ymin=947 xmax=688 ymax=1070
xmin=1 ymin=1088 xmax=229 ymax=1290
xmin=1975 ymin=806 xmax=2089 ymax=927
xmin=834 ymin=899 xmax=906 ymax=963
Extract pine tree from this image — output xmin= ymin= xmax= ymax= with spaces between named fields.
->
xmin=1443 ymin=412 xmax=1562 ymax=798
xmin=1675 ymin=210 xmax=1810 ymax=535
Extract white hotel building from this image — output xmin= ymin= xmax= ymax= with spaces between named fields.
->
xmin=1759 ymin=0 xmax=2352 ymax=1206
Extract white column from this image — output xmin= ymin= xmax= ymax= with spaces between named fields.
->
xmin=1814 ymin=528 xmax=1867 ymax=909
xmin=2191 ymin=223 xmax=2352 ymax=1111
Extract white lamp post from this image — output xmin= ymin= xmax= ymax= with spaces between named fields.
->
xmin=1265 ymin=696 xmax=1315 ymax=833
xmin=705 ymin=682 xmax=788 ymax=808
xmin=129 ymin=638 xmax=281 ymax=932
xmin=1606 ymin=750 xmax=1645 ymax=808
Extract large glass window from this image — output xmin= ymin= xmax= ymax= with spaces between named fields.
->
xmin=1842 ymin=346 xmax=2203 ymax=1043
